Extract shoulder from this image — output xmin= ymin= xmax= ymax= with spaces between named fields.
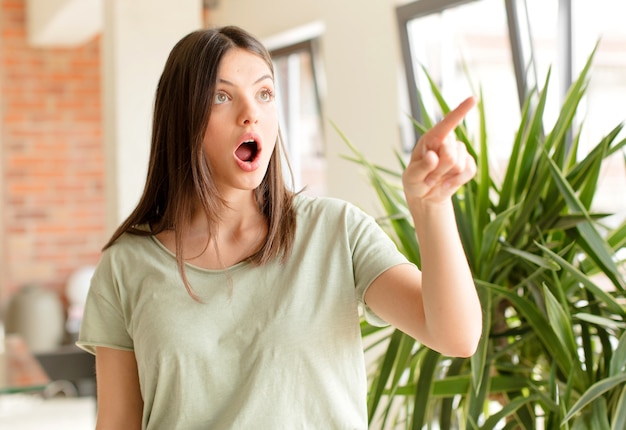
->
xmin=294 ymin=194 xmax=367 ymax=220
xmin=97 ymin=228 xmax=164 ymax=275
xmin=105 ymin=228 xmax=155 ymax=257
xmin=292 ymin=194 xmax=383 ymax=244
xmin=90 ymin=228 xmax=169 ymax=295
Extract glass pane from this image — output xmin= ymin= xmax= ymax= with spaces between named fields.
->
xmin=525 ymin=0 xmax=626 ymax=222
xmin=406 ymin=0 xmax=520 ymax=164
xmin=273 ymin=49 xmax=326 ymax=196
xmin=405 ymin=0 xmax=625 ymax=222
xmin=571 ymin=0 xmax=626 ymax=222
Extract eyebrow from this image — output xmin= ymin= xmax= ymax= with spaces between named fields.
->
xmin=218 ymin=74 xmax=273 ymax=86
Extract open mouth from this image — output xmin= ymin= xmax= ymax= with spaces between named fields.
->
xmin=235 ymin=139 xmax=259 ymax=163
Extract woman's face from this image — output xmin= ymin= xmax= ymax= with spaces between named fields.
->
xmin=202 ymin=47 xmax=279 ymax=196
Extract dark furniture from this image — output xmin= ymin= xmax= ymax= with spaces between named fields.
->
xmin=35 ymin=344 xmax=96 ymax=397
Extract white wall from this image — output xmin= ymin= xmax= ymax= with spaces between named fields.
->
xmin=212 ymin=0 xmax=407 ymax=213
xmin=102 ymin=0 xmax=202 ymax=231
xmin=0 ymin=23 xmax=3 ymax=298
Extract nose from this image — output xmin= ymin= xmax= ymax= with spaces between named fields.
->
xmin=238 ymin=97 xmax=259 ymax=126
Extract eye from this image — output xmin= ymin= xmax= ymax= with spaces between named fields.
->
xmin=258 ymin=88 xmax=274 ymax=102
xmin=213 ymin=92 xmax=230 ymax=104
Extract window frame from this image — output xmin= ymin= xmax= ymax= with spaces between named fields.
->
xmin=395 ymin=0 xmax=574 ymax=128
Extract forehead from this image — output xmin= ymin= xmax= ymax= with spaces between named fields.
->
xmin=217 ymin=47 xmax=273 ymax=80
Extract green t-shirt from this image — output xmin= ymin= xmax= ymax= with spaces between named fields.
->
xmin=78 ymin=195 xmax=410 ymax=429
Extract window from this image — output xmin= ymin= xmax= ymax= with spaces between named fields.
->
xmin=399 ymin=0 xmax=520 ymax=159
xmin=397 ymin=0 xmax=626 ymax=219
xmin=267 ymin=25 xmax=326 ymax=196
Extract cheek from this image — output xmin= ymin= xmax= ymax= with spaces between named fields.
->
xmin=266 ymin=126 xmax=279 ymax=156
xmin=262 ymin=104 xmax=279 ymax=127
xmin=263 ymin=115 xmax=279 ymax=150
xmin=202 ymin=128 xmax=229 ymax=166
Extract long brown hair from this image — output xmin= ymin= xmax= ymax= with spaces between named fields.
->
xmin=104 ymin=26 xmax=297 ymax=298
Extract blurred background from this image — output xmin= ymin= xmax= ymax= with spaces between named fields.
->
xmin=0 ymin=0 xmax=624 ymax=427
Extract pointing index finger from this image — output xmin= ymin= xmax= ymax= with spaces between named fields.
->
xmin=428 ymin=96 xmax=476 ymax=139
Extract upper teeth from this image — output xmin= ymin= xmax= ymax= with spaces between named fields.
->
xmin=243 ymin=139 xmax=255 ymax=144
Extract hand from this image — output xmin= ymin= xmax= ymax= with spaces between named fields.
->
xmin=402 ymin=96 xmax=477 ymax=204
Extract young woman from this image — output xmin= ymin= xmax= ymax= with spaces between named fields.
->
xmin=78 ymin=26 xmax=482 ymax=429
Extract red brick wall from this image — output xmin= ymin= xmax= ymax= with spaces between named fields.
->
xmin=1 ymin=0 xmax=106 ymax=304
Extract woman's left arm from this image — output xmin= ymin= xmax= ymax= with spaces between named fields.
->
xmin=364 ymin=96 xmax=483 ymax=357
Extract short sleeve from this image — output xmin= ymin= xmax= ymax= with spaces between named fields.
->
xmin=76 ymin=249 xmax=134 ymax=355
xmin=347 ymin=204 xmax=412 ymax=326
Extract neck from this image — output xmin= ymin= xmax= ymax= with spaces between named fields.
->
xmin=191 ymin=190 xmax=263 ymax=236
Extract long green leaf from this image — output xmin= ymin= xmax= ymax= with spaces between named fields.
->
xmin=543 ymin=151 xmax=626 ymax=290
xmin=430 ymin=374 xmax=535 ymax=397
xmin=547 ymin=41 xmax=598 ymax=152
xmin=501 ymin=243 xmax=561 ymax=271
xmin=475 ymin=88 xmax=491 ymax=232
xmin=471 ymin=281 xmax=491 ymax=395
xmin=611 ymin=385 xmax=626 ymax=430
xmin=574 ymin=313 xmax=626 ymax=330
xmin=562 ymin=373 xmax=626 ymax=425
xmin=543 ymin=284 xmax=579 ymax=363
xmin=477 ymin=281 xmax=577 ymax=378
xmin=497 ymin=91 xmax=533 ymax=213
xmin=366 ymin=329 xmax=404 ymax=421
xmin=411 ymin=348 xmax=440 ymax=430
xmin=590 ymin=398 xmax=611 ymax=430
xmin=482 ymin=395 xmax=543 ymax=429
xmin=610 ymin=331 xmax=626 ymax=377
xmin=535 ymin=242 xmax=625 ymax=316
xmin=479 ymin=204 xmax=519 ymax=273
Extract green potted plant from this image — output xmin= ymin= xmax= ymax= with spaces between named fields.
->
xmin=339 ymin=46 xmax=626 ymax=429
